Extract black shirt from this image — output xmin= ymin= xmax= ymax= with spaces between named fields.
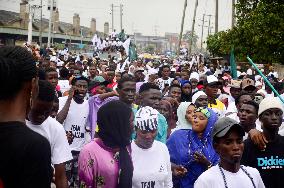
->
xmin=0 ymin=122 xmax=52 ymax=188
xmin=241 ymin=135 xmax=284 ymax=188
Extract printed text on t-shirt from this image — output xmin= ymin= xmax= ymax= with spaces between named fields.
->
xmin=71 ymin=124 xmax=84 ymax=138
xmin=141 ymin=181 xmax=155 ymax=188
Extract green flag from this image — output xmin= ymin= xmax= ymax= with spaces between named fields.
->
xmin=230 ymin=47 xmax=237 ymax=79
xmin=129 ymin=43 xmax=137 ymax=61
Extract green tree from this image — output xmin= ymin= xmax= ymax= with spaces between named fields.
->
xmin=207 ymin=31 xmax=233 ymax=57
xmin=183 ymin=30 xmax=199 ymax=48
xmin=206 ymin=0 xmax=284 ymax=64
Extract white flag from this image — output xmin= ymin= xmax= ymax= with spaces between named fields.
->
xmin=123 ymin=38 xmax=131 ymax=56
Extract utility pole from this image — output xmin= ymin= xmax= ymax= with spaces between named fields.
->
xmin=189 ymin=0 xmax=198 ymax=55
xmin=47 ymin=0 xmax=54 ymax=47
xmin=200 ymin=14 xmax=206 ymax=50
xmin=80 ymin=28 xmax=83 ymax=44
xmin=28 ymin=4 xmax=41 ymax=44
xmin=215 ymin=0 xmax=218 ymax=33
xmin=232 ymin=0 xmax=235 ymax=28
xmin=177 ymin=0 xmax=187 ymax=56
xmin=111 ymin=4 xmax=114 ymax=31
xmin=27 ymin=4 xmax=33 ymax=44
xmin=207 ymin=15 xmax=212 ymax=36
xmin=154 ymin=25 xmax=159 ymax=37
xmin=120 ymin=4 xmax=123 ymax=31
xmin=110 ymin=4 xmax=122 ymax=32
xmin=39 ymin=0 xmax=42 ymax=47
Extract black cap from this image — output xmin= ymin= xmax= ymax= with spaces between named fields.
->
xmin=212 ymin=117 xmax=245 ymax=138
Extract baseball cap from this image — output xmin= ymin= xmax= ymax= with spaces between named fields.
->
xmin=134 ymin=67 xmax=145 ymax=73
xmin=229 ymin=80 xmax=242 ymax=88
xmin=258 ymin=97 xmax=284 ymax=116
xmin=93 ymin=76 xmax=105 ymax=83
xmin=190 ymin=72 xmax=200 ymax=81
xmin=92 ymin=76 xmax=109 ymax=87
xmin=241 ymin=78 xmax=256 ymax=90
xmin=205 ymin=75 xmax=222 ymax=86
xmin=212 ymin=117 xmax=245 ymax=138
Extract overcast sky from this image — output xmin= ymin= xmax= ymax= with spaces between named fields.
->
xmin=1 ymin=0 xmax=233 ymax=43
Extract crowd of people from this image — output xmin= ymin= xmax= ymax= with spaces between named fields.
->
xmin=0 ymin=43 xmax=284 ymax=188
xmin=91 ymin=29 xmax=130 ymax=54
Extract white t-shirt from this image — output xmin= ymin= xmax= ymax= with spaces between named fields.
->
xmin=111 ymin=31 xmax=117 ymax=38
xmin=225 ymin=101 xmax=239 ymax=122
xmin=59 ymin=96 xmax=89 ymax=151
xmin=26 ymin=117 xmax=72 ymax=165
xmin=131 ymin=140 xmax=173 ymax=188
xmin=237 ymin=70 xmax=241 ymax=78
xmin=247 ymin=68 xmax=253 ymax=75
xmin=157 ymin=77 xmax=174 ymax=91
xmin=194 ymin=165 xmax=265 ymax=188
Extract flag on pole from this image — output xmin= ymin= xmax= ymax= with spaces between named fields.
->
xmin=123 ymin=37 xmax=131 ymax=56
xmin=230 ymin=47 xmax=237 ymax=79
xmin=129 ymin=43 xmax=137 ymax=61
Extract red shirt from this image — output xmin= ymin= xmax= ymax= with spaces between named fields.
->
xmin=107 ymin=81 xmax=117 ymax=89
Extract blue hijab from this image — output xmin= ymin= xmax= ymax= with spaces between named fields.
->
xmin=166 ymin=108 xmax=219 ymax=188
xmin=180 ymin=80 xmax=192 ymax=102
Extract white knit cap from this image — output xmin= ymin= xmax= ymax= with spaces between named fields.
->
xmin=258 ymin=97 xmax=284 ymax=116
xmin=190 ymin=72 xmax=200 ymax=81
xmin=135 ymin=106 xmax=159 ymax=131
xmin=192 ymin=91 xmax=207 ymax=104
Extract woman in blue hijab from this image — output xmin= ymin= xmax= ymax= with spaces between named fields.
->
xmin=180 ymin=80 xmax=192 ymax=102
xmin=166 ymin=107 xmax=219 ymax=188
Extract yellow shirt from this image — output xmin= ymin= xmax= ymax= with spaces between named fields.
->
xmin=208 ymin=99 xmax=226 ymax=118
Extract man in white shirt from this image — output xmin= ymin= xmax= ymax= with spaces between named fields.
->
xmin=57 ymin=77 xmax=90 ymax=187
xmin=27 ymin=80 xmax=72 ymax=188
xmin=268 ymin=66 xmax=278 ymax=79
xmin=111 ymin=29 xmax=117 ymax=39
xmin=246 ymin=65 xmax=253 ymax=75
xmin=157 ymin=65 xmax=173 ymax=91
xmin=194 ymin=117 xmax=265 ymax=188
xmin=225 ymin=80 xmax=242 ymax=118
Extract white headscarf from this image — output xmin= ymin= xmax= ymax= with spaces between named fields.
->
xmin=175 ymin=102 xmax=193 ymax=130
xmin=192 ymin=91 xmax=207 ymax=104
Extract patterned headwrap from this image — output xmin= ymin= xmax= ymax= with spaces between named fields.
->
xmin=195 ymin=107 xmax=211 ymax=119
xmin=135 ymin=106 xmax=159 ymax=131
